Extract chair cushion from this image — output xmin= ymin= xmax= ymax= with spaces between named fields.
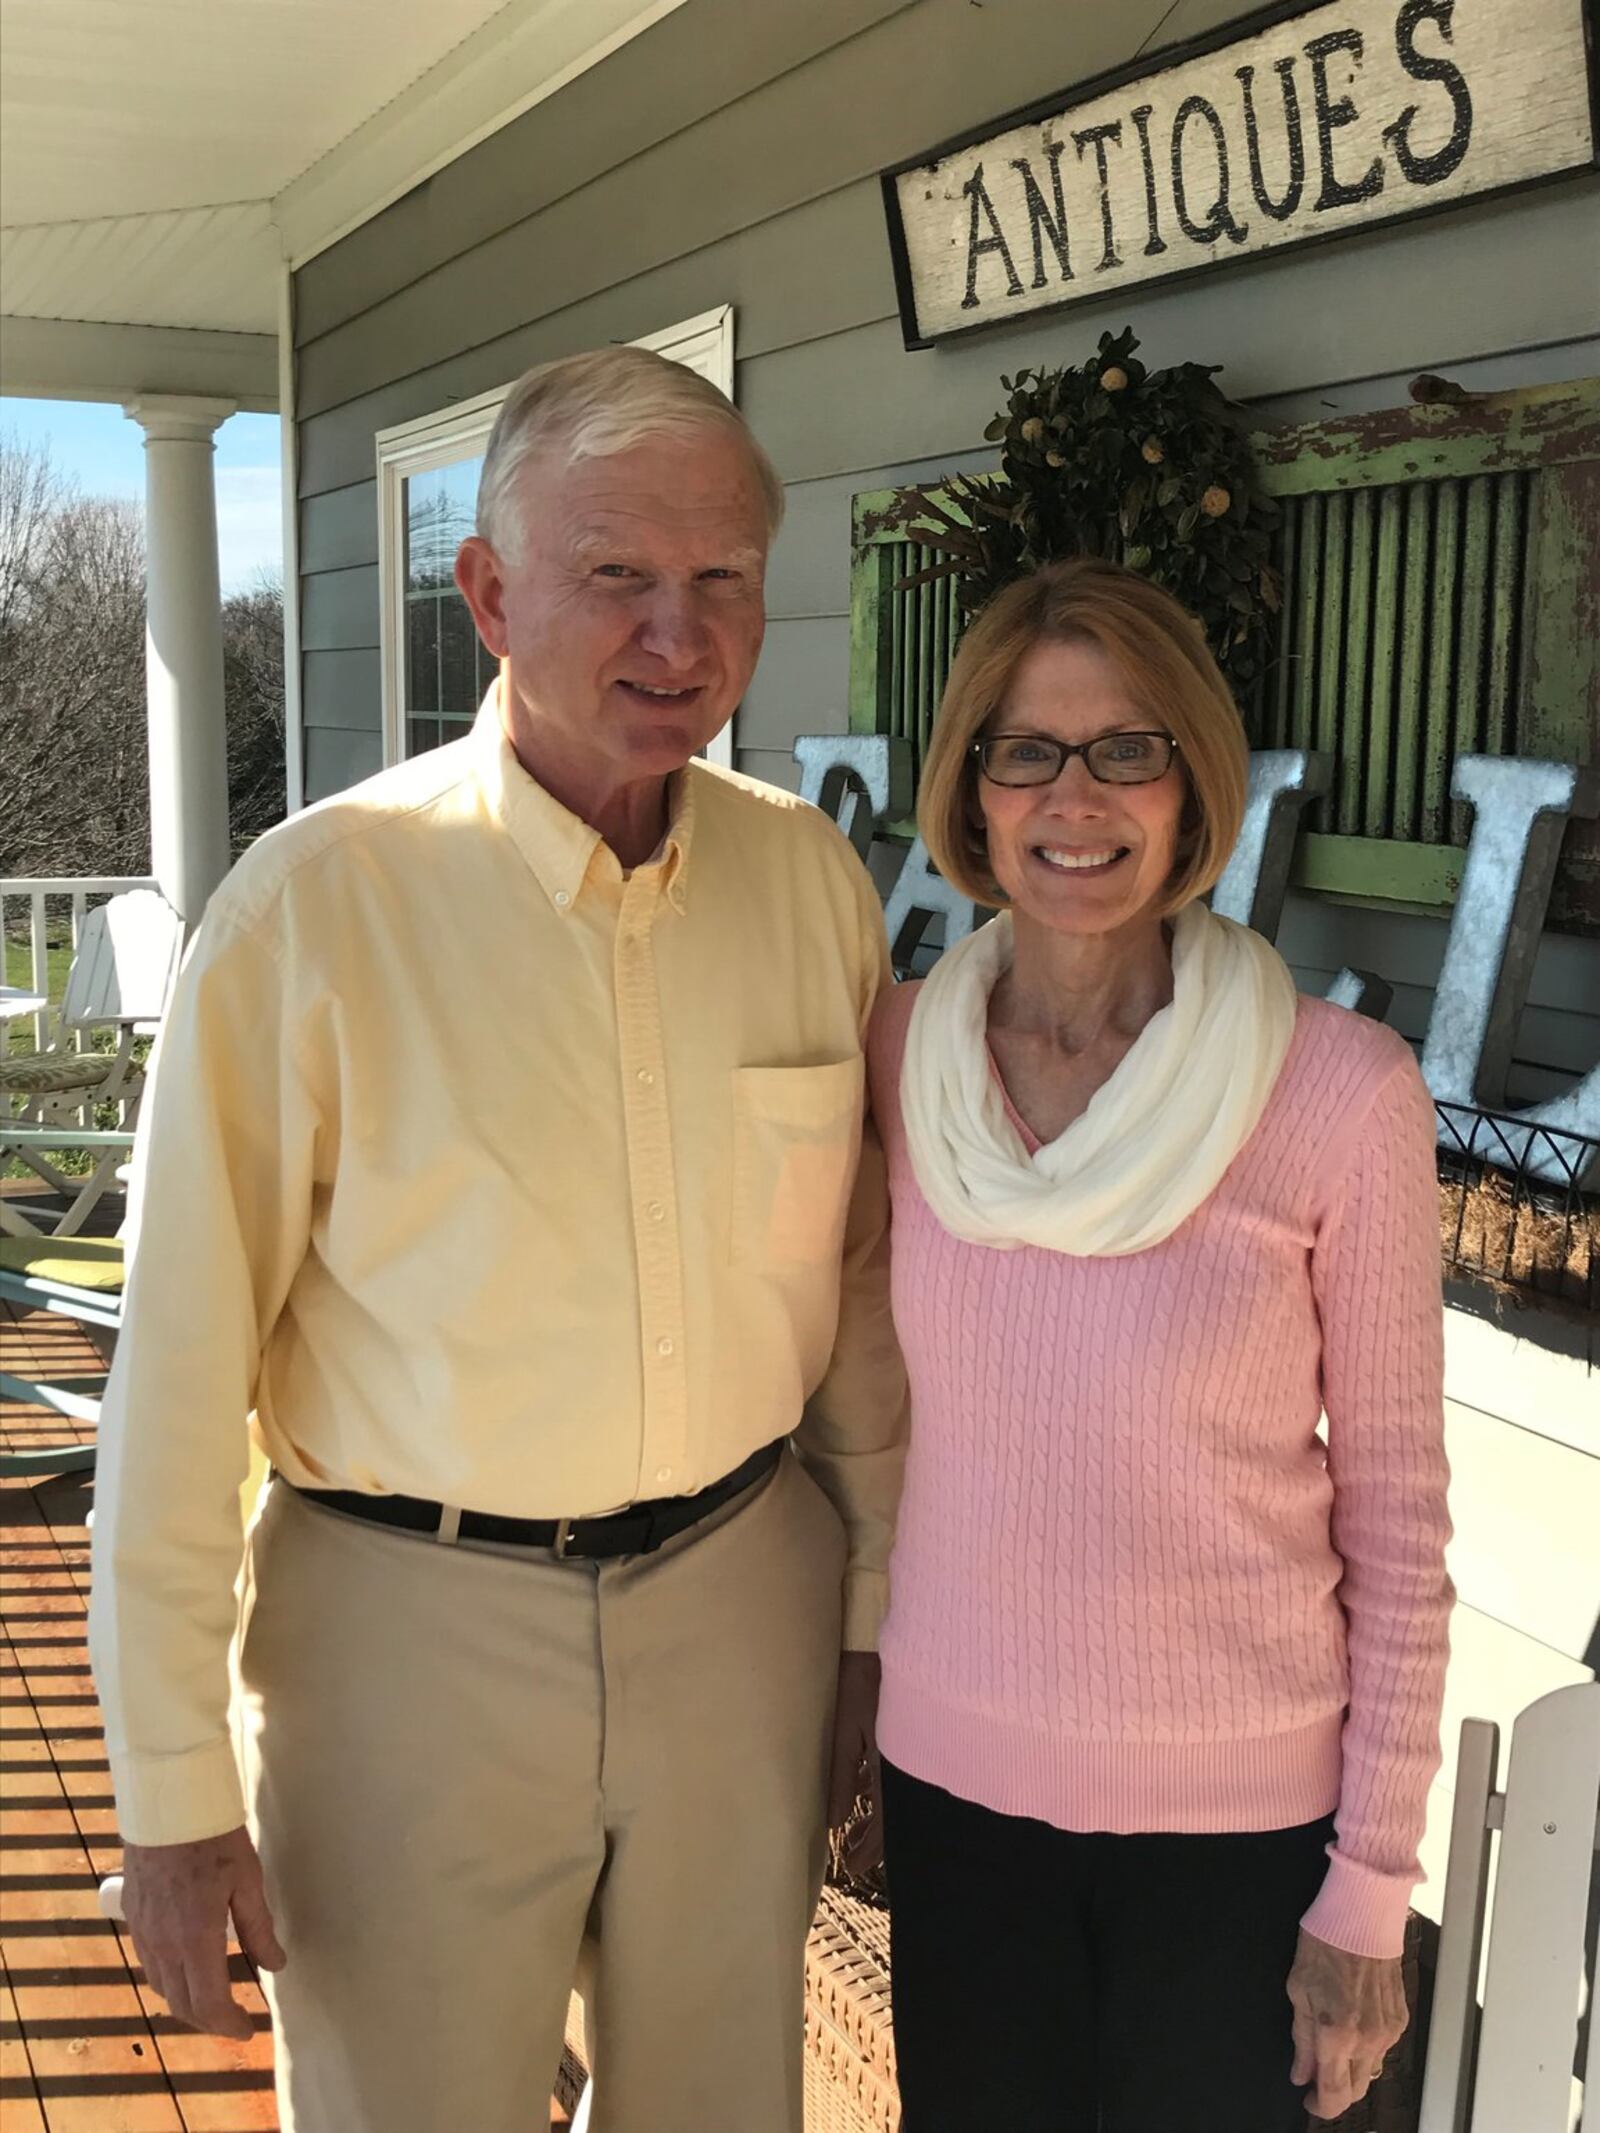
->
xmin=0 ymin=1052 xmax=114 ymax=1095
xmin=0 ymin=1236 xmax=126 ymax=1291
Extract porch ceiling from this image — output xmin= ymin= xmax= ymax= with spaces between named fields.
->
xmin=0 ymin=0 xmax=685 ymax=402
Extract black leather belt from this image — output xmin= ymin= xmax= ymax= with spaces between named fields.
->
xmin=287 ymin=1438 xmax=784 ymax=1560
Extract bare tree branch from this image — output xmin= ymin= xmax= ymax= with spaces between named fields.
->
xmin=0 ymin=435 xmax=286 ymax=883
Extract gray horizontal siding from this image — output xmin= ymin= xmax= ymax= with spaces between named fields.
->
xmin=299 ymin=481 xmax=378 ymax=574
xmin=296 ymin=130 xmax=895 ymax=422
xmin=734 ymin=747 xmax=803 ymax=796
xmin=293 ymin=180 xmax=919 ymax=495
xmin=301 ymin=565 xmax=381 ymax=652
xmin=304 ymin=725 xmax=383 ymax=799
xmin=303 ymin=649 xmax=382 ymax=731
xmin=294 ymin=0 xmax=917 ymax=349
xmin=738 ymin=617 xmax=850 ymax=751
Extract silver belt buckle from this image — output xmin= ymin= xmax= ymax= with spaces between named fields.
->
xmin=551 ymin=1517 xmax=574 ymax=1559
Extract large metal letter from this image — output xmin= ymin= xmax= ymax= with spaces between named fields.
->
xmin=1422 ymin=755 xmax=1600 ymax=1182
xmin=793 ymin=734 xmax=979 ymax=967
xmin=792 ymin=734 xmax=912 ymax=858
xmin=1213 ymin=750 xmax=1332 ymax=931
xmin=1212 ymin=750 xmax=1391 ymax=1019
xmin=882 ymin=839 xmax=983 ymax=973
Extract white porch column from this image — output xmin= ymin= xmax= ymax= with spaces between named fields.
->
xmin=122 ymin=394 xmax=237 ymax=923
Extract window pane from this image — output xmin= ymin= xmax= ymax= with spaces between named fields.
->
xmin=438 ymin=592 xmax=480 ymax=726
xmin=402 ymin=455 xmax=484 ymax=755
xmin=475 ymin=631 xmax=498 ymax=704
xmin=404 ymin=460 xmax=479 ymax=594
xmin=406 ymin=594 xmax=440 ymax=719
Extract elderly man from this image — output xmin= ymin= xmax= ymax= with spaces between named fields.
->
xmin=90 ymin=346 xmax=906 ymax=2133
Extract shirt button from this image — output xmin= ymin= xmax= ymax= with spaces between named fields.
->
xmin=554 ymin=890 xmax=571 ymax=908
xmin=656 ymin=1336 xmax=674 ymax=1358
xmin=646 ymin=1201 xmax=665 ymax=1222
xmin=637 ymin=1068 xmax=654 ymax=1086
xmin=656 ymin=1466 xmax=673 ymax=1486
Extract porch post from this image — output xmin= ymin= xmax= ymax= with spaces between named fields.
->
xmin=122 ymin=394 xmax=237 ymax=923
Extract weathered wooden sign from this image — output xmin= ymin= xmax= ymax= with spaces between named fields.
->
xmin=882 ymin=0 xmax=1598 ymax=347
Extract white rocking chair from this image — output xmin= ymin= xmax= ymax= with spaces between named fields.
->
xmin=1420 ymin=1680 xmax=1600 ymax=2133
xmin=2 ymin=889 xmax=181 ymax=1235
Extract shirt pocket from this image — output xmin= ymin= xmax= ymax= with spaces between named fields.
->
xmin=732 ymin=1056 xmax=866 ymax=1268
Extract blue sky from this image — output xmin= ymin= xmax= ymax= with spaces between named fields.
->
xmin=2 ymin=399 xmax=284 ymax=596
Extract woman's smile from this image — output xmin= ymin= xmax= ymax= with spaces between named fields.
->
xmin=1031 ymin=842 xmax=1132 ymax=874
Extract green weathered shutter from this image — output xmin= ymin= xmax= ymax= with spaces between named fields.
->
xmin=848 ymin=376 xmax=1599 ymax=928
xmin=849 ymin=522 xmax=965 ymax=805
xmin=1251 ymin=378 xmax=1599 ymax=921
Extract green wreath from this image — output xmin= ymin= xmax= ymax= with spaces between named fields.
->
xmin=863 ymin=327 xmax=1280 ymax=704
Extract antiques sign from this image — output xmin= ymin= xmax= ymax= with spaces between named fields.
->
xmin=881 ymin=0 xmax=1598 ymax=347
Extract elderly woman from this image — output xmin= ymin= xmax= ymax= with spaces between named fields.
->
xmin=859 ymin=558 xmax=1451 ymax=2130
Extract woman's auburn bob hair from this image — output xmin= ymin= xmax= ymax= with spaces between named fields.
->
xmin=917 ymin=557 xmax=1250 ymax=917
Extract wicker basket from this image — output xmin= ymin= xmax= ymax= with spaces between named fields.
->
xmin=803 ymin=1884 xmax=900 ymax=2133
xmin=554 ymin=1991 xmax=589 ymax=2116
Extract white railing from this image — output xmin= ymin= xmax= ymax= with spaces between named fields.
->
xmin=2 ymin=876 xmax=159 ymax=1054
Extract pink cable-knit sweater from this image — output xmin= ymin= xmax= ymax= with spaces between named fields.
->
xmin=868 ymin=980 xmax=1452 ymax=1960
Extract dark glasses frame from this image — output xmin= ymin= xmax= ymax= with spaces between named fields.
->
xmin=971 ymin=731 xmax=1180 ymax=787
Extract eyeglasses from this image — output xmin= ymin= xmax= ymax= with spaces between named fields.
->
xmin=971 ymin=731 xmax=1179 ymax=788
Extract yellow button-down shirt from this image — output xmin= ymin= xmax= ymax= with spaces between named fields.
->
xmin=90 ymin=692 xmax=908 ymax=1846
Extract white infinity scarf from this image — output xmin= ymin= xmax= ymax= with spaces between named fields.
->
xmin=901 ymin=902 xmax=1298 ymax=1257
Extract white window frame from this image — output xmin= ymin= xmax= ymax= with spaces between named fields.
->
xmin=632 ymin=304 xmax=735 ymax=400
xmin=375 ymin=382 xmax=506 ymax=769
xmin=375 ymin=305 xmax=738 ymax=769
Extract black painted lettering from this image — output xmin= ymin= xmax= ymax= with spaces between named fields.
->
xmin=1129 ymin=104 xmax=1169 ymax=255
xmin=1384 ymin=0 xmax=1473 ymax=185
xmin=1072 ymin=119 xmax=1125 ymax=270
xmin=1010 ymin=140 xmax=1073 ymax=288
xmin=1305 ymin=28 xmax=1385 ymax=209
xmin=961 ymin=161 xmax=1024 ymax=309
xmin=1237 ymin=57 xmax=1307 ymax=220
xmin=1170 ymin=94 xmax=1249 ymax=246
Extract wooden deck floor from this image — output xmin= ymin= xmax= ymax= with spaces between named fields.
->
xmin=2 ymin=1253 xmax=576 ymax=2132
xmin=2 ymin=1293 xmax=283 ymax=2132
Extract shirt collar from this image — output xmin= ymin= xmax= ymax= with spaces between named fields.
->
xmin=470 ymin=681 xmax=695 ymax=916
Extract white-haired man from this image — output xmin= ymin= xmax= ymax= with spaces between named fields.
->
xmin=90 ymin=346 xmax=907 ymax=2132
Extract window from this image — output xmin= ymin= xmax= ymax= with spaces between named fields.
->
xmin=376 ymin=306 xmax=738 ymax=767
xmin=381 ymin=405 xmax=505 ymax=763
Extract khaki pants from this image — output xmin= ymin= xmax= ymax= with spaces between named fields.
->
xmin=234 ymin=1450 xmax=846 ymax=2133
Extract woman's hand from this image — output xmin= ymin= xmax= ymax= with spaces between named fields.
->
xmin=1287 ymin=1927 xmax=1408 ymax=2120
xmin=828 ymin=1651 xmax=884 ymax=1877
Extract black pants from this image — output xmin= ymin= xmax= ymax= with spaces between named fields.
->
xmin=882 ymin=1759 xmax=1333 ymax=2132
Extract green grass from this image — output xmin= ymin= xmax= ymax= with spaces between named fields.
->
xmin=5 ymin=937 xmax=72 ymax=1050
